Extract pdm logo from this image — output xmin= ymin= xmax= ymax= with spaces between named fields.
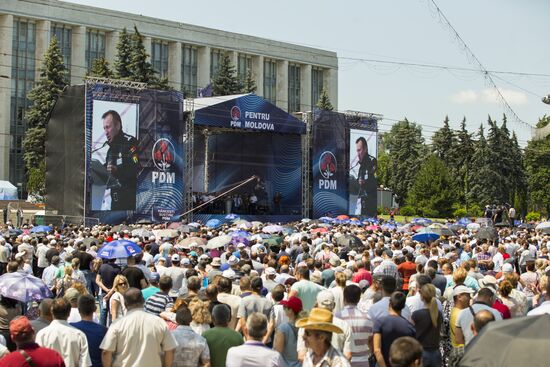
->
xmin=319 ymin=151 xmax=337 ymax=190
xmin=152 ymin=138 xmax=176 ymax=184
xmin=230 ymin=106 xmax=242 ymax=127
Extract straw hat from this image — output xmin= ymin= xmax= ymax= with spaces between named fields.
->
xmin=296 ymin=308 xmax=343 ymax=334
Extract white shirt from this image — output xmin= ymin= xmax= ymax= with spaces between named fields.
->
xmin=36 ymin=319 xmax=91 ymax=367
xmin=67 ymin=308 xmax=100 ymax=324
xmin=406 ymin=293 xmax=443 ymax=314
xmin=42 ymin=264 xmax=59 ymax=288
xmin=226 ymin=341 xmax=282 ymax=367
xmin=36 ymin=244 xmax=50 ymax=268
xmin=368 ymin=296 xmax=412 ymax=323
xmin=492 ymin=252 xmax=504 ymax=272
xmin=527 ymin=300 xmax=550 ymax=316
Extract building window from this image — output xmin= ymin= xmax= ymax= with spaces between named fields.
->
xmin=10 ymin=19 xmax=36 ymax=194
xmin=51 ymin=24 xmax=72 ymax=81
xmin=311 ymin=66 xmax=324 ymax=108
xmin=237 ymin=53 xmax=252 ymax=84
xmin=288 ymin=64 xmax=301 ymax=112
xmin=263 ymin=59 xmax=277 ymax=104
xmin=210 ymin=49 xmax=223 ymax=80
xmin=182 ymin=44 xmax=198 ymax=96
xmin=85 ymin=29 xmax=105 ymax=72
xmin=151 ymin=40 xmax=169 ymax=78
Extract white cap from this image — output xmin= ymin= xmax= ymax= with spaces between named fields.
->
xmin=171 ymin=254 xmax=180 ymax=262
xmin=502 ymin=263 xmax=514 ymax=273
xmin=227 ymin=255 xmax=239 ymax=266
xmin=452 ymin=285 xmax=474 ymax=297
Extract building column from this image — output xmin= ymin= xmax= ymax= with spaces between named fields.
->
xmin=325 ymin=68 xmax=338 ymax=110
xmin=144 ymin=36 xmax=152 ymax=58
xmin=71 ymin=26 xmax=86 ymax=84
xmin=228 ymin=50 xmax=238 ymax=69
xmin=0 ymin=14 xmax=13 ymax=181
xmin=197 ymin=46 xmax=211 ymax=88
xmin=300 ymin=64 xmax=312 ymax=112
xmin=276 ymin=60 xmax=288 ymax=110
xmin=105 ymin=30 xmax=119 ymax=65
xmin=251 ymin=55 xmax=264 ymax=97
xmin=35 ymin=20 xmax=51 ymax=80
xmin=168 ymin=41 xmax=182 ymax=90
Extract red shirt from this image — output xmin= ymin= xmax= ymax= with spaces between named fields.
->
xmin=492 ymin=299 xmax=511 ymax=319
xmin=0 ymin=343 xmax=65 ymax=367
xmin=398 ymin=261 xmax=417 ymax=290
xmin=352 ymin=268 xmax=372 ymax=286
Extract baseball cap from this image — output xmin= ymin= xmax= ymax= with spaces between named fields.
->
xmin=199 ymin=254 xmax=210 ymax=261
xmin=10 ymin=316 xmax=34 ymax=339
xmin=171 ymin=254 xmax=181 ymax=262
xmin=181 ymin=258 xmax=191 ymax=266
xmin=452 ymin=285 xmax=474 ymax=297
xmin=222 ymin=269 xmax=236 ymax=279
xmin=316 ymin=290 xmax=335 ymax=308
xmin=502 ymin=263 xmax=514 ymax=273
xmin=227 ymin=255 xmax=239 ymax=266
xmin=157 ymin=256 xmax=166 ymax=262
xmin=150 ymin=272 xmax=160 ymax=282
xmin=348 ymin=250 xmax=357 ymax=258
xmin=265 ymin=267 xmax=277 ymax=276
xmin=280 ymin=296 xmax=303 ymax=314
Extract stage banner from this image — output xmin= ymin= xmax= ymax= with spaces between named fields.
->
xmin=85 ymin=84 xmax=184 ymax=223
xmin=312 ymin=111 xmax=348 ymax=218
xmin=348 ymin=128 xmax=378 ymax=216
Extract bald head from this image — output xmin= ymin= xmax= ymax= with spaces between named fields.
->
xmin=472 ymin=309 xmax=495 ymax=336
xmin=123 ymin=287 xmax=145 ymax=309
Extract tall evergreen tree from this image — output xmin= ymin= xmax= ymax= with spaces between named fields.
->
xmin=88 ymin=57 xmax=113 ymax=78
xmin=212 ymin=53 xmax=242 ymax=96
xmin=129 ymin=26 xmax=156 ymax=84
xmin=317 ymin=87 xmax=333 ymax=111
xmin=468 ymin=124 xmax=494 ymax=206
xmin=242 ymin=69 xmax=257 ymax=93
xmin=524 ymin=115 xmax=550 ymax=215
xmin=486 ymin=116 xmax=510 ymax=203
xmin=114 ymin=28 xmax=133 ymax=79
xmin=456 ymin=117 xmax=474 ymax=207
xmin=509 ymin=131 xmax=528 ymax=213
xmin=431 ymin=116 xmax=457 ymax=165
xmin=385 ymin=118 xmax=426 ymax=205
xmin=23 ymin=36 xmax=68 ymax=195
xmin=407 ymin=155 xmax=456 ymax=217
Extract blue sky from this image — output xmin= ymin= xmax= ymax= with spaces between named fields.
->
xmin=66 ymin=0 xmax=550 ymax=145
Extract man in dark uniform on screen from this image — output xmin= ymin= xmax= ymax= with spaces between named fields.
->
xmin=355 ymin=136 xmax=377 ymax=215
xmin=102 ymin=110 xmax=139 ymax=211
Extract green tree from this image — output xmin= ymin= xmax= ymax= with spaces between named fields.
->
xmin=88 ymin=57 xmax=113 ymax=78
xmin=375 ymin=151 xmax=391 ymax=188
xmin=456 ymin=117 xmax=474 ymax=207
xmin=407 ymin=155 xmax=456 ymax=217
xmin=129 ymin=26 xmax=156 ymax=84
xmin=212 ymin=53 xmax=242 ymax=96
xmin=431 ymin=115 xmax=458 ymax=166
xmin=242 ymin=69 xmax=257 ymax=93
xmin=22 ymin=36 xmax=68 ymax=195
xmin=384 ymin=118 xmax=426 ymax=205
xmin=525 ymin=115 xmax=550 ymax=215
xmin=114 ymin=28 xmax=133 ymax=79
xmin=316 ymin=87 xmax=333 ymax=111
xmin=468 ymin=124 xmax=494 ymax=206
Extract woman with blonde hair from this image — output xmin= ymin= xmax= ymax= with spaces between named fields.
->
xmin=499 ymin=280 xmax=522 ymax=317
xmin=411 ymin=284 xmax=442 ymax=367
xmin=109 ymin=274 xmax=128 ymax=324
xmin=188 ymin=298 xmax=211 ymax=334
xmin=56 ymin=265 xmax=76 ymax=297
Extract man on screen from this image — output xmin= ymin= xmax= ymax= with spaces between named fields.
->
xmin=102 ymin=110 xmax=139 ymax=211
xmin=355 ymin=136 xmax=377 ymax=215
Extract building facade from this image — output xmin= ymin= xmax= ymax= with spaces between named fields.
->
xmin=0 ymin=0 xmax=338 ymax=195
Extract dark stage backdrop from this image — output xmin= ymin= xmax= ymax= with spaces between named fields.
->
xmin=193 ymin=132 xmax=302 ymax=215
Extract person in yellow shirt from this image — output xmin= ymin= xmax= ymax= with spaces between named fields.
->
xmin=449 ymin=286 xmax=473 ymax=366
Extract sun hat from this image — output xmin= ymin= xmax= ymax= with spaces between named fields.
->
xmin=316 ymin=290 xmax=335 ymax=309
xmin=227 ymin=255 xmax=239 ymax=266
xmin=265 ymin=267 xmax=277 ymax=276
xmin=478 ymin=275 xmax=497 ymax=289
xmin=280 ymin=296 xmax=303 ymax=314
xmin=296 ymin=307 xmax=343 ymax=334
xmin=211 ymin=257 xmax=221 ymax=267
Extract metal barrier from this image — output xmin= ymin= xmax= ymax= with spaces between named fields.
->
xmin=41 ymin=214 xmax=100 ymax=228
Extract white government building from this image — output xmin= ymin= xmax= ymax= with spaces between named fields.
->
xmin=0 ymin=0 xmax=338 ymax=195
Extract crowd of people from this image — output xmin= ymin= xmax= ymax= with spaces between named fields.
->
xmin=0 ymin=215 xmax=548 ymax=367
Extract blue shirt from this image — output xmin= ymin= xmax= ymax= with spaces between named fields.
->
xmin=71 ymin=320 xmax=107 ymax=367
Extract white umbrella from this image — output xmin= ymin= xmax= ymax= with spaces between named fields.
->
xmin=535 ymin=221 xmax=550 ymax=234
xmin=467 ymin=222 xmax=481 ymax=231
xmin=206 ymin=235 xmax=232 ymax=249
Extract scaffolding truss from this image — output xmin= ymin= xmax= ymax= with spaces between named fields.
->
xmin=300 ymin=112 xmax=312 ymax=218
xmin=183 ymin=99 xmax=195 ymax=222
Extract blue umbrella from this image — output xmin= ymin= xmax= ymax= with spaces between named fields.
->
xmin=0 ymin=272 xmax=53 ymax=302
xmin=231 ymin=236 xmax=250 ymax=246
xmin=206 ymin=219 xmax=222 ymax=228
xmin=263 ymin=225 xmax=284 ymax=234
xmin=2 ymin=228 xmax=22 ymax=237
xmin=225 ymin=214 xmax=239 ymax=221
xmin=319 ymin=216 xmax=333 ymax=223
xmin=412 ymin=218 xmax=433 ymax=226
xmin=412 ymin=228 xmax=440 ymax=243
xmin=98 ymin=240 xmax=142 ymax=259
xmin=230 ymin=230 xmax=251 ymax=238
xmin=30 ymin=225 xmax=52 ymax=233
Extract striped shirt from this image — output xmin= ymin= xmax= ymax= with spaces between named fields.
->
xmin=336 ymin=305 xmax=372 ymax=366
xmin=144 ymin=291 xmax=173 ymax=316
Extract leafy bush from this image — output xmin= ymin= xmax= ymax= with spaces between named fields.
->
xmin=525 ymin=212 xmax=541 ymax=222
xmin=453 ymin=208 xmax=468 ymax=218
xmin=420 ymin=208 xmax=440 ymax=218
xmin=399 ymin=206 xmax=416 ymax=216
xmin=377 ymin=207 xmax=383 ymax=215
xmin=468 ymin=204 xmax=483 ymax=218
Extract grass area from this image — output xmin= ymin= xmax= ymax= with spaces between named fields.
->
xmin=378 ymin=214 xmax=447 ymax=223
